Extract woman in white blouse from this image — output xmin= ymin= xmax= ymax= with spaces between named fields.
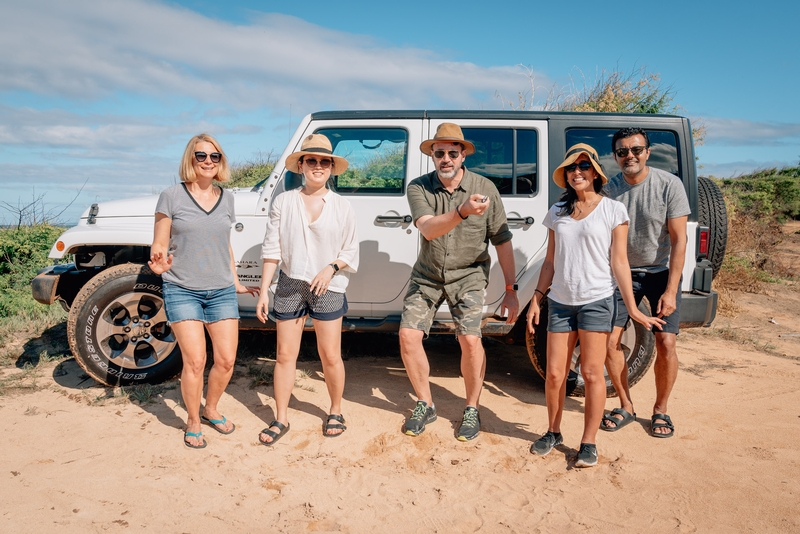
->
xmin=255 ymin=134 xmax=359 ymax=445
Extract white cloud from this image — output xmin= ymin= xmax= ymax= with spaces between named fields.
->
xmin=702 ymin=117 xmax=800 ymax=147
xmin=699 ymin=159 xmax=797 ymax=178
xmin=2 ymin=0 xmax=529 ymax=110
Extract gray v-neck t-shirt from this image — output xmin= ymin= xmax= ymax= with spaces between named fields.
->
xmin=155 ymin=183 xmax=236 ymax=290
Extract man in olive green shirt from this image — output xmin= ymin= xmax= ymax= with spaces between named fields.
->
xmin=399 ymin=123 xmax=519 ymax=441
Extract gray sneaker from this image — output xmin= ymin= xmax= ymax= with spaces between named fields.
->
xmin=456 ymin=406 xmax=481 ymax=441
xmin=531 ymin=431 xmax=563 ymax=456
xmin=404 ymin=401 xmax=437 ymax=436
xmin=575 ymin=443 xmax=598 ymax=467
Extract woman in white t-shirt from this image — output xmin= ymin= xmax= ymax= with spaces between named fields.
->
xmin=525 ymin=144 xmax=663 ymax=467
xmin=255 ymin=134 xmax=359 ymax=445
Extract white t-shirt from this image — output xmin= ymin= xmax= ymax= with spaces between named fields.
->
xmin=260 ymin=188 xmax=359 ymax=293
xmin=543 ymin=197 xmax=630 ymax=306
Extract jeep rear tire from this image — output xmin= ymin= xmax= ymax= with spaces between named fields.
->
xmin=697 ymin=176 xmax=728 ymax=278
xmin=526 ymin=297 xmax=656 ymax=398
xmin=67 ymin=263 xmax=182 ymax=386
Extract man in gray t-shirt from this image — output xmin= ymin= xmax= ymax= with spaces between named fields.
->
xmin=601 ymin=128 xmax=690 ymax=439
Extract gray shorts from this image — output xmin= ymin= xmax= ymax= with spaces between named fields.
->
xmin=613 ymin=270 xmax=681 ymax=334
xmin=547 ymin=295 xmax=616 ymax=333
xmin=400 ymin=280 xmax=484 ymax=337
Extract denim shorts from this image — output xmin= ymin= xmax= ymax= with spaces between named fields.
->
xmin=547 ymin=295 xmax=616 ymax=333
xmin=272 ymin=271 xmax=348 ymax=321
xmin=162 ymin=282 xmax=240 ymax=324
xmin=613 ymin=270 xmax=681 ymax=334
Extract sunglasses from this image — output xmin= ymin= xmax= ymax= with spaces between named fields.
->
xmin=194 ymin=151 xmax=222 ymax=163
xmin=564 ymin=161 xmax=593 ymax=173
xmin=303 ymin=157 xmax=333 ymax=169
xmin=614 ymin=146 xmax=647 ymax=158
xmin=432 ymin=150 xmax=461 ymax=159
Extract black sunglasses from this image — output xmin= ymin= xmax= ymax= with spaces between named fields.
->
xmin=432 ymin=150 xmax=461 ymax=159
xmin=194 ymin=151 xmax=222 ymax=163
xmin=564 ymin=161 xmax=593 ymax=173
xmin=614 ymin=146 xmax=647 ymax=158
xmin=303 ymin=157 xmax=333 ymax=169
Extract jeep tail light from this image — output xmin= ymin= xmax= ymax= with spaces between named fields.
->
xmin=698 ymin=228 xmax=709 ymax=258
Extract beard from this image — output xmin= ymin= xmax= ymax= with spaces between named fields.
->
xmin=437 ymin=161 xmax=461 ymax=180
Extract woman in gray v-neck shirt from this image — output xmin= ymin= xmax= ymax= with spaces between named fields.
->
xmin=149 ymin=134 xmax=258 ymax=449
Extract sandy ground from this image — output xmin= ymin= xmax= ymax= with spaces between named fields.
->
xmin=2 ymin=225 xmax=799 ymax=533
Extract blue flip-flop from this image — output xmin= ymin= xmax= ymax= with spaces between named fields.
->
xmin=201 ymin=415 xmax=235 ymax=435
xmin=184 ymin=431 xmax=207 ymax=449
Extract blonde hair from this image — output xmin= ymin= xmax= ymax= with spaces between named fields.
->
xmin=178 ymin=133 xmax=231 ymax=183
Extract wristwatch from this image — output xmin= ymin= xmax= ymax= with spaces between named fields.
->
xmin=329 ymin=263 xmax=340 ymax=273
xmin=505 ymin=284 xmax=518 ymax=291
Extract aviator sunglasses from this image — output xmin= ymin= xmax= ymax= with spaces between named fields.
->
xmin=614 ymin=146 xmax=647 ymax=158
xmin=564 ymin=161 xmax=593 ymax=173
xmin=432 ymin=150 xmax=461 ymax=159
xmin=194 ymin=151 xmax=222 ymax=163
xmin=303 ymin=157 xmax=333 ymax=169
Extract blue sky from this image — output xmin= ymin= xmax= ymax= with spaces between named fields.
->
xmin=1 ymin=0 xmax=798 ymax=223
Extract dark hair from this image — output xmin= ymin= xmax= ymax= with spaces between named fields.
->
xmin=611 ymin=127 xmax=650 ymax=151
xmin=556 ymin=177 xmax=606 ymax=217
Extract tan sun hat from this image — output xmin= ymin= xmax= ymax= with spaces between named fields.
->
xmin=285 ymin=134 xmax=349 ymax=174
xmin=552 ymin=143 xmax=607 ymax=188
xmin=419 ymin=123 xmax=476 ymax=156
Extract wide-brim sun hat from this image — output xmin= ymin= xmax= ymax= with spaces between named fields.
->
xmin=552 ymin=143 xmax=607 ymax=188
xmin=419 ymin=123 xmax=476 ymax=156
xmin=285 ymin=134 xmax=349 ymax=174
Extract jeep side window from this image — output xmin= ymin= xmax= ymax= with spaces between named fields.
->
xmin=461 ymin=128 xmax=538 ymax=196
xmin=565 ymin=129 xmax=681 ymax=180
xmin=314 ymin=127 xmax=408 ymax=195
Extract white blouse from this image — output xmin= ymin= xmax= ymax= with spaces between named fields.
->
xmin=260 ymin=189 xmax=359 ymax=293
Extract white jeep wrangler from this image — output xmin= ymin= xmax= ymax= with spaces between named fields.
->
xmin=32 ymin=110 xmax=726 ymax=395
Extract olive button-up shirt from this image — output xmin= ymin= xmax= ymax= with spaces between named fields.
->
xmin=407 ymin=168 xmax=512 ymax=295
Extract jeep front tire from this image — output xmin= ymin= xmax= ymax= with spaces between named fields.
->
xmin=67 ymin=263 xmax=182 ymax=386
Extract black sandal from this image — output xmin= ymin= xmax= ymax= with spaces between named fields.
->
xmin=323 ymin=414 xmax=346 ymax=437
xmin=650 ymin=413 xmax=675 ymax=438
xmin=259 ymin=421 xmax=289 ymax=446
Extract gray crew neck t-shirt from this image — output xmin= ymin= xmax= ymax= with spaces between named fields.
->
xmin=604 ymin=167 xmax=691 ymax=272
xmin=155 ymin=183 xmax=236 ymax=290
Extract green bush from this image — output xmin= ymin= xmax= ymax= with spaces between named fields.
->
xmin=720 ymin=167 xmax=800 ymax=222
xmin=0 ymin=224 xmax=65 ymax=318
xmin=224 ymin=152 xmax=276 ymax=189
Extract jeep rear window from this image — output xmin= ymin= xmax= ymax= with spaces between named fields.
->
xmin=566 ymin=129 xmax=681 ymax=179
xmin=315 ymin=127 xmax=408 ymax=195
xmin=461 ymin=128 xmax=538 ymax=196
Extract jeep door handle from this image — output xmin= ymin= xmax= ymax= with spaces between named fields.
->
xmin=375 ymin=214 xmax=412 ymax=226
xmin=507 ymin=216 xmax=535 ymax=225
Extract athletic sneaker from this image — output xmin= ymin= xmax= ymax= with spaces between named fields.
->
xmin=575 ymin=443 xmax=598 ymax=467
xmin=531 ymin=431 xmax=563 ymax=456
xmin=456 ymin=406 xmax=481 ymax=441
xmin=404 ymin=400 xmax=437 ymax=436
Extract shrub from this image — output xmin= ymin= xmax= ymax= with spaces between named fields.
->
xmin=0 ymin=224 xmax=66 ymax=319
xmin=224 ymin=151 xmax=276 ymax=189
xmin=714 ymin=167 xmax=800 ymax=292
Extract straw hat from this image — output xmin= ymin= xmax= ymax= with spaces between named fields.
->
xmin=419 ymin=123 xmax=476 ymax=156
xmin=285 ymin=134 xmax=349 ymax=174
xmin=552 ymin=143 xmax=607 ymax=188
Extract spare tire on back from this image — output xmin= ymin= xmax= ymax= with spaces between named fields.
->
xmin=697 ymin=176 xmax=728 ymax=278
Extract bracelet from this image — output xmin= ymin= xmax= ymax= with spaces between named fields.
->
xmin=455 ymin=203 xmax=468 ymax=220
xmin=534 ymin=288 xmax=545 ymax=297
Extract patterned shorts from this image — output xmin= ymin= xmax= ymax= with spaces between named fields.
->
xmin=399 ymin=280 xmax=484 ymax=337
xmin=272 ymin=271 xmax=348 ymax=321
